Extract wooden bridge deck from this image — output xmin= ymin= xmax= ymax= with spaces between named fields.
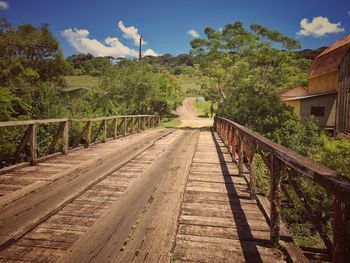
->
xmin=174 ymin=131 xmax=285 ymax=262
xmin=0 ymin=129 xmax=286 ymax=262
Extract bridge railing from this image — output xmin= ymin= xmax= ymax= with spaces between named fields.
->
xmin=214 ymin=116 xmax=350 ymax=263
xmin=0 ymin=115 xmax=160 ymax=170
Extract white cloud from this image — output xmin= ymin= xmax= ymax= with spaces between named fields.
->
xmin=61 ymin=28 xmax=138 ymax=58
xmin=144 ymin=49 xmax=159 ymax=57
xmin=297 ymin=16 xmax=345 ymax=37
xmin=0 ymin=1 xmax=9 ymax=10
xmin=348 ymin=10 xmax=350 ymax=15
xmin=187 ymin=29 xmax=200 ymax=38
xmin=62 ymin=21 xmax=159 ymax=58
xmin=118 ymin=20 xmax=145 ymax=46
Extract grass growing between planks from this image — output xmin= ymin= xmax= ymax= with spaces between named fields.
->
xmin=64 ymin=75 xmax=100 ymax=89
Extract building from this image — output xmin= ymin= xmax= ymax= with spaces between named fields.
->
xmin=281 ymin=34 xmax=350 ymax=134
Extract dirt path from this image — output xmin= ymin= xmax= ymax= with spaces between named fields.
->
xmin=176 ymin=97 xmax=213 ymax=128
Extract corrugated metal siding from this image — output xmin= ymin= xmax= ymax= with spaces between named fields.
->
xmin=337 ymin=49 xmax=350 ymax=134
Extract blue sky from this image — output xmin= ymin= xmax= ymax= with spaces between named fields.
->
xmin=1 ymin=0 xmax=349 ymax=58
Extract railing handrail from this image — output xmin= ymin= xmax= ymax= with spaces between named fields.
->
xmin=0 ymin=115 xmax=159 ymax=127
xmin=0 ymin=114 xmax=161 ymax=171
xmin=216 ymin=116 xmax=350 ymax=205
xmin=0 ymin=118 xmax=69 ymax=128
xmin=215 ymin=116 xmax=350 ymax=262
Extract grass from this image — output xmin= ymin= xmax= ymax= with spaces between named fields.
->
xmin=160 ymin=117 xmax=181 ymax=128
xmin=64 ymin=75 xmax=100 ymax=89
xmin=175 ymin=74 xmax=201 ymax=96
xmin=194 ymin=100 xmax=217 ymax=117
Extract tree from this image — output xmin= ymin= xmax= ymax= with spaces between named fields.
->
xmin=66 ymin=54 xmax=112 ymax=76
xmin=190 ymin=21 xmax=311 ymax=140
xmin=98 ymin=61 xmax=184 ymax=116
xmin=0 ymin=19 xmax=68 ymax=120
xmin=0 ymin=19 xmax=67 ymax=89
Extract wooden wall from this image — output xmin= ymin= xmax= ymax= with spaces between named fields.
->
xmin=337 ymin=50 xmax=350 ymax=134
xmin=309 ymin=71 xmax=339 ymax=94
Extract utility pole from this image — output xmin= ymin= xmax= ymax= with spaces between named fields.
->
xmin=139 ymin=35 xmax=142 ymax=62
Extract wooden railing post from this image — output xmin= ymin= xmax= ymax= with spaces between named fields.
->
xmin=270 ymin=155 xmax=283 ymax=246
xmin=138 ymin=116 xmax=141 ymax=132
xmin=227 ymin=125 xmax=232 ymax=151
xmin=85 ymin=121 xmax=92 ymax=148
xmin=249 ymin=149 xmax=257 ymax=199
xmin=101 ymin=120 xmax=107 ymax=142
xmin=231 ymin=127 xmax=236 ymax=162
xmin=62 ymin=120 xmax=69 ymax=155
xmin=226 ymin=123 xmax=230 ymax=144
xmin=15 ymin=126 xmax=32 ymax=162
xmin=124 ymin=117 xmax=127 ymax=136
xmin=237 ymin=132 xmax=243 ymax=176
xmin=29 ymin=123 xmax=37 ymax=165
xmin=220 ymin=119 xmax=223 ymax=138
xmin=223 ymin=122 xmax=227 ymax=143
xmin=333 ymin=199 xmax=350 ymax=262
xmin=131 ymin=117 xmax=135 ymax=133
xmin=113 ymin=118 xmax=117 ymax=139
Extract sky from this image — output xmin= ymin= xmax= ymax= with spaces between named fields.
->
xmin=1 ymin=0 xmax=350 ymax=58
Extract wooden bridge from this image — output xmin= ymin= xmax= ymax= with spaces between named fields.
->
xmin=0 ymin=114 xmax=349 ymax=263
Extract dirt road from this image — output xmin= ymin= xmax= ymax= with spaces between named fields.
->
xmin=176 ymin=97 xmax=213 ymax=128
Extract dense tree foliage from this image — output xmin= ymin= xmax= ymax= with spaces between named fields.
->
xmin=0 ymin=19 xmax=68 ymax=120
xmin=295 ymin=46 xmax=327 ymax=60
xmin=144 ymin=53 xmax=195 ymax=75
xmin=64 ymin=61 xmax=184 ymax=117
xmin=190 ymin=21 xmax=311 ymax=142
xmin=65 ymin=54 xmax=113 ymax=76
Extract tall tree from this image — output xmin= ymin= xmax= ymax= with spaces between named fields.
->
xmin=0 ymin=19 xmax=68 ymax=119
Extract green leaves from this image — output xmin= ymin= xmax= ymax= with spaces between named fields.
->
xmin=98 ymin=61 xmax=184 ymax=116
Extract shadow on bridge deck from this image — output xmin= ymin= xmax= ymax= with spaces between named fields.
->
xmin=173 ymin=130 xmax=285 ymax=262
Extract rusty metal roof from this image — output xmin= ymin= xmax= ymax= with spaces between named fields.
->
xmin=282 ymin=91 xmax=337 ymax=101
xmin=317 ymin=34 xmax=350 ymax=57
xmin=308 ymin=42 xmax=350 ymax=78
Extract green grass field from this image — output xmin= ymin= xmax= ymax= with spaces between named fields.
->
xmin=160 ymin=117 xmax=181 ymax=128
xmin=64 ymin=75 xmax=100 ymax=89
xmin=194 ymin=100 xmax=217 ymax=117
xmin=176 ymin=74 xmax=201 ymax=96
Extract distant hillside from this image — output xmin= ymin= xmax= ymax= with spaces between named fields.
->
xmin=294 ymin=46 xmax=328 ymax=60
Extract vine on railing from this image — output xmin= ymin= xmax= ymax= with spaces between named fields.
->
xmin=214 ymin=116 xmax=350 ymax=263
